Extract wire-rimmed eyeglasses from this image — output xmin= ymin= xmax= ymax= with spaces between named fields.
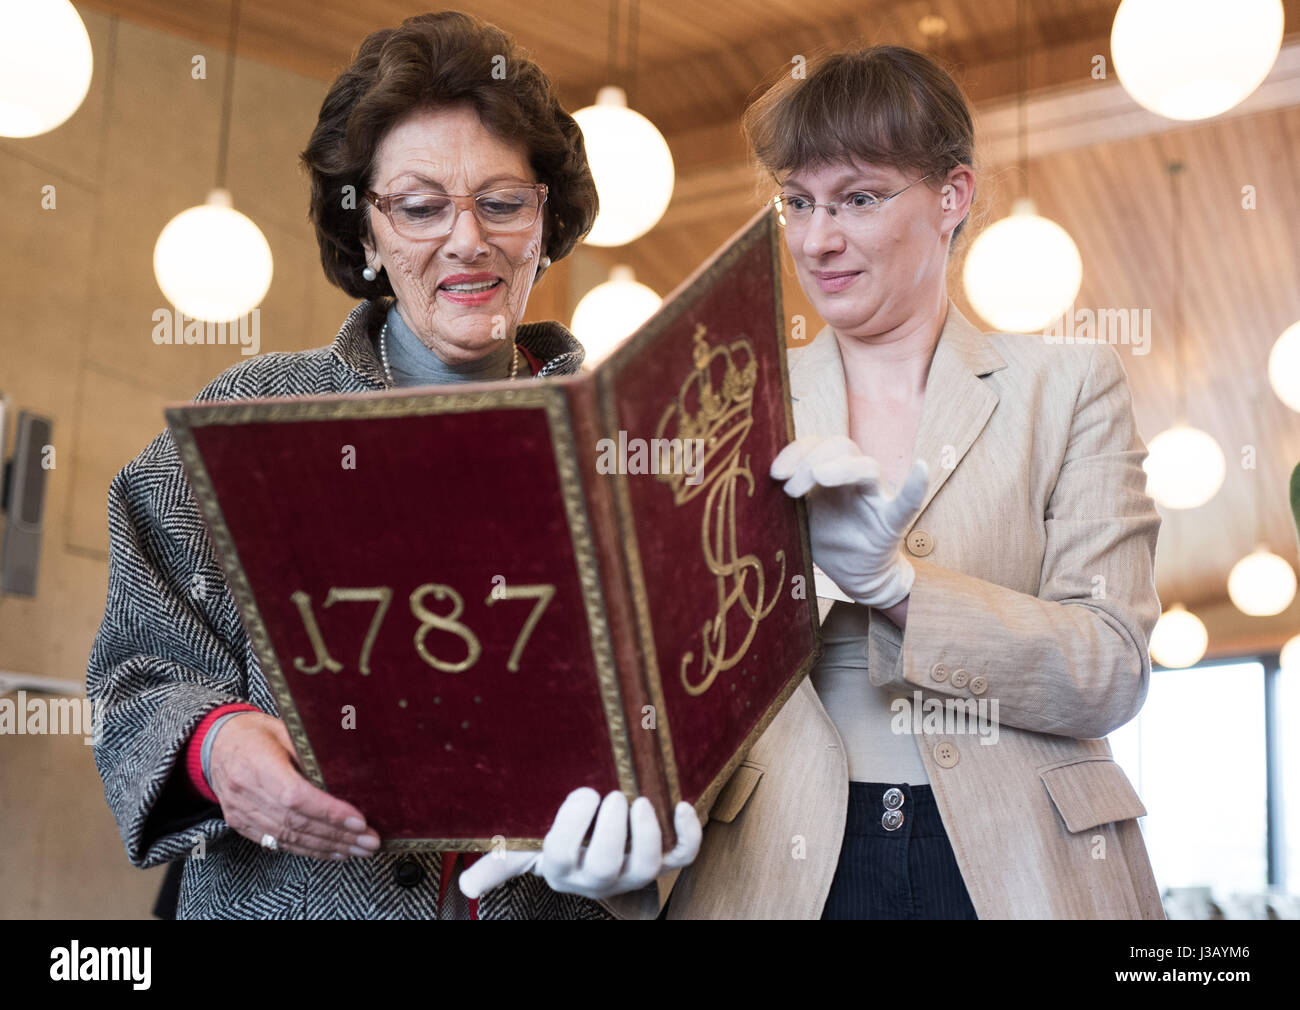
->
xmin=773 ymin=170 xmax=940 ymax=229
xmin=364 ymin=183 xmax=548 ymax=241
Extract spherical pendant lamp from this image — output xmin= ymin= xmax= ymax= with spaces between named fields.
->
xmin=1143 ymin=161 xmax=1225 ymax=510
xmin=1268 ymin=320 xmax=1300 ymax=412
xmin=961 ymin=5 xmax=1082 ymax=334
xmin=573 ymin=87 xmax=674 ymax=247
xmin=571 ymin=265 xmax=661 ymax=364
xmin=154 ymin=188 xmax=273 ymax=322
xmin=1280 ymin=633 xmax=1300 ymax=674
xmin=1111 ymin=0 xmax=1284 ymax=121
xmin=1149 ymin=603 xmax=1209 ymax=668
xmin=962 ymin=197 xmax=1083 ymax=332
xmin=1143 ymin=425 xmax=1226 ymax=509
xmin=0 ymin=0 xmax=94 ymax=138
xmin=151 ymin=2 xmax=273 ymax=323
xmin=1227 ymin=546 xmax=1297 ymax=617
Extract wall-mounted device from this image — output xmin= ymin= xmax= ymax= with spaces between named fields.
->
xmin=1 ymin=405 xmax=54 ymax=596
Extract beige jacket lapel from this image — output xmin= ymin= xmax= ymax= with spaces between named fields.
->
xmin=788 ymin=299 xmax=1007 ymax=536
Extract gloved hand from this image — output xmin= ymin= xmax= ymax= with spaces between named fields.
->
xmin=771 ymin=435 xmax=929 ymax=609
xmin=457 ymin=787 xmax=702 ymax=901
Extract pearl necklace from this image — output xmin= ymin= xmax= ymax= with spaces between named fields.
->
xmin=378 ymin=320 xmax=519 ymax=386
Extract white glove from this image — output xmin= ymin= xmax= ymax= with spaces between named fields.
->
xmin=457 ymin=787 xmax=702 ymax=901
xmin=771 ymin=435 xmax=929 ymax=609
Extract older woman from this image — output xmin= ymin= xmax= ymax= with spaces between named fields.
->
xmin=656 ymin=45 xmax=1165 ymax=919
xmin=87 ymin=10 xmax=697 ymax=921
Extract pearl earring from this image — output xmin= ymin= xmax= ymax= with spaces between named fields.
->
xmin=362 ymin=265 xmax=379 ymax=281
xmin=538 ymin=255 xmax=551 ymax=270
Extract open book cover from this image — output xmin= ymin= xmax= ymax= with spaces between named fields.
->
xmin=165 ymin=206 xmax=821 ymax=852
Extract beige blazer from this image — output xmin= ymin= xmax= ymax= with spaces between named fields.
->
xmin=601 ymin=299 xmax=1165 ymax=920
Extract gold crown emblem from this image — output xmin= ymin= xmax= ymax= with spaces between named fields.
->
xmin=653 ymin=323 xmax=783 ymax=697
xmin=655 ymin=323 xmax=759 ymax=503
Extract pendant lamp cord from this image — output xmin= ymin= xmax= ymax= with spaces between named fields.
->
xmin=627 ymin=0 xmax=639 ymax=109
xmin=1017 ymin=0 xmax=1028 ymax=199
xmin=1169 ymin=160 xmax=1187 ymax=424
xmin=215 ymin=0 xmax=241 ymax=191
xmin=607 ymin=0 xmax=619 ymax=89
xmin=606 ymin=0 xmax=639 ymax=107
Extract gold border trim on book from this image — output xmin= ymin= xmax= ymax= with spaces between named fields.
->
xmin=169 ymin=413 xmax=326 ymax=786
xmin=166 ymin=382 xmax=635 ymax=851
xmin=595 ymin=206 xmax=820 ymax=821
xmin=384 ymin=836 xmax=543 ymax=852
xmin=769 ymin=197 xmax=825 ymax=687
xmin=686 ymin=209 xmax=824 ymax=824
xmin=542 ymin=391 xmax=639 ymax=807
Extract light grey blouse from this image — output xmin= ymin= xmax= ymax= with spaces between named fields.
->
xmin=811 ymin=600 xmax=930 ymax=785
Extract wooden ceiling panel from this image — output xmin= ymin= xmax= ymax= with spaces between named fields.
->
xmin=1060 ymin=109 xmax=1300 ymax=621
xmin=84 ymin=0 xmax=1211 ymax=130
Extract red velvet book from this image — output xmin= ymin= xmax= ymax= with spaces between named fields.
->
xmin=166 ymin=206 xmax=821 ymax=852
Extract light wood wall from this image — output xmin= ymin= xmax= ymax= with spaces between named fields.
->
xmin=0 ymin=10 xmax=358 ymax=918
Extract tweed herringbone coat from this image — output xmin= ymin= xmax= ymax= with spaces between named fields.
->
xmin=86 ymin=298 xmax=619 ymax=919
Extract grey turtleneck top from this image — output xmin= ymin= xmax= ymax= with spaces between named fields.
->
xmin=381 ymin=302 xmax=519 ymax=386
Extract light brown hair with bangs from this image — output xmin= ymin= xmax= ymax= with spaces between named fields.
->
xmin=742 ymin=45 xmax=979 ymax=246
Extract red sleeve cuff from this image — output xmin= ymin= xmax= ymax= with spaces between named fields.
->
xmin=518 ymin=343 xmax=543 ymax=376
xmin=184 ymin=703 xmax=262 ymax=803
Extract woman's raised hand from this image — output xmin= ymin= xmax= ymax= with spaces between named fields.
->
xmin=208 ymin=712 xmax=381 ymax=861
xmin=771 ymin=435 xmax=929 ymax=608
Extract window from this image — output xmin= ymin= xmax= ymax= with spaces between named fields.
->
xmin=1108 ymin=660 xmax=1268 ymax=895
xmin=1279 ymin=660 xmax=1300 ymax=895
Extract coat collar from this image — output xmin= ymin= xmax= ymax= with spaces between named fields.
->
xmin=330 ymin=297 xmax=587 ymax=389
xmin=788 ymin=299 xmax=1007 ymax=527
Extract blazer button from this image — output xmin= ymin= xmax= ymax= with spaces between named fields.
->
xmin=933 ymin=741 xmax=960 ymax=768
xmin=969 ymin=674 xmax=988 ymax=695
xmin=393 ymin=858 xmax=424 ymax=888
xmin=906 ymin=530 xmax=934 ymax=556
xmin=930 ymin=662 xmax=949 ymax=683
xmin=949 ymin=668 xmax=970 ymax=689
xmin=881 ymin=809 xmax=905 ymax=831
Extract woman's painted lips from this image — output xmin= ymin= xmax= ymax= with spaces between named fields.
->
xmin=813 ymin=270 xmax=861 ymax=294
xmin=438 ymin=273 xmax=503 ymax=305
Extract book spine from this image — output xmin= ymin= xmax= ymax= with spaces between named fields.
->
xmin=562 ymin=376 xmax=678 ymax=851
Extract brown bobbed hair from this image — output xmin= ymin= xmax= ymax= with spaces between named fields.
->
xmin=742 ymin=45 xmax=978 ymax=246
xmin=300 ymin=10 xmax=598 ymax=299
